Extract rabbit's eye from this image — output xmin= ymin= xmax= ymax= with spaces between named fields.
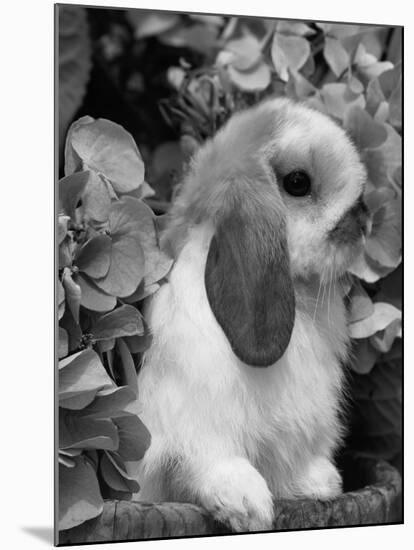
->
xmin=283 ymin=170 xmax=311 ymax=197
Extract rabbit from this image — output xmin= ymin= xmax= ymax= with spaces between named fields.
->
xmin=135 ymin=97 xmax=368 ymax=532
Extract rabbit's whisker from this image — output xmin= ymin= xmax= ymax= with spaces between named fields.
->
xmin=312 ymin=266 xmax=326 ymax=323
xmin=320 ymin=265 xmax=329 ymax=311
xmin=327 ymin=264 xmax=333 ymax=328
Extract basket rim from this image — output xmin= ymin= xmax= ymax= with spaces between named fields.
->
xmin=59 ymin=455 xmax=402 ymax=544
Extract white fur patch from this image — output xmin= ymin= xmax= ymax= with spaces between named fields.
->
xmin=137 ymin=224 xmax=348 ymax=517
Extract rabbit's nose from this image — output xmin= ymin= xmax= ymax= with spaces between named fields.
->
xmin=330 ymin=195 xmax=369 ymax=244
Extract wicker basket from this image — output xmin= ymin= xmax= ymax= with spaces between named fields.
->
xmin=59 ymin=454 xmax=402 ymax=545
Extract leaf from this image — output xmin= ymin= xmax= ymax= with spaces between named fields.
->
xmin=93 ymin=198 xmax=146 ymax=298
xmin=375 ymin=265 xmax=402 ymax=311
xmin=216 ymin=49 xmax=236 ymax=67
xmin=348 ymin=252 xmax=396 ymax=283
xmin=388 ymin=85 xmax=402 ymax=129
xmin=353 ymin=355 xmax=402 ymax=402
xmin=59 ymin=348 xmax=114 ymax=403
xmin=92 ymin=305 xmax=144 ymax=341
xmin=58 ymin=215 xmax=70 ymax=244
xmin=149 ymin=141 xmax=184 ymax=190
xmin=77 ymin=274 xmax=116 ymax=313
xmin=348 ymin=281 xmax=374 ymax=323
xmin=319 ymin=23 xmax=361 ymax=40
xmin=140 ymin=247 xmax=172 ymax=289
xmin=304 ymin=93 xmax=328 ymax=116
xmin=123 ymin=459 xmax=141 ymax=478
xmin=117 ymin=338 xmax=138 ymax=395
xmin=114 ymin=415 xmax=151 ymax=461
xmin=362 ymin=124 xmax=401 ymax=189
xmin=378 ymin=64 xmax=402 ymax=128
xmin=382 ymin=336 xmax=402 ymax=363
xmin=365 ymin=200 xmax=401 ymax=268
xmin=58 ymin=6 xmax=92 ymax=158
xmin=356 ymin=28 xmax=388 ymax=58
xmin=366 ymin=76 xmax=385 ymax=118
xmin=123 ymin=332 xmax=153 ymax=354
xmin=354 ymin=43 xmax=394 ymax=81
xmin=105 ymin=349 xmax=116 ymax=379
xmin=75 ymin=234 xmax=112 ymax=279
xmin=59 ymin=306 xmax=83 ymax=353
xmin=134 ymin=180 xmax=155 ymax=200
xmin=227 ymin=62 xmax=271 ymax=92
xmin=59 ymin=171 xmax=90 ymax=219
xmin=189 ymin=14 xmax=224 ymax=26
xmin=79 ymin=386 xmax=137 ymax=419
xmin=81 ymin=171 xmax=112 ymax=222
xmin=60 ymin=448 xmax=83 ymax=458
xmin=359 ymin=61 xmax=394 ymax=82
xmin=59 ymin=455 xmax=103 ymax=530
xmin=300 ymin=52 xmax=316 ymax=78
xmin=69 ymin=118 xmax=145 ymax=193
xmin=60 ymin=412 xmax=119 ymax=451
xmin=349 ymin=302 xmax=401 ymax=339
xmin=123 ymin=279 xmax=161 ymax=304
xmin=64 ymin=116 xmax=94 ymax=176
xmin=59 ymin=327 xmax=69 ymax=359
xmin=316 ymin=22 xmax=333 ymax=34
xmin=320 ymin=83 xmax=365 ymax=120
xmin=59 ymin=449 xmax=82 ymax=469
xmin=373 ymin=102 xmax=390 ymax=124
xmin=96 ymin=338 xmax=115 ymax=354
xmin=154 ymin=213 xmax=170 ymax=235
xmin=86 ymin=449 xmax=100 ymax=470
xmin=349 ymin=338 xmax=380 ymax=374
xmin=159 ymin=24 xmax=218 ymax=54
xmin=323 ymin=37 xmax=349 ymax=77
xmin=167 ymin=66 xmax=186 ymax=89
xmin=370 ymin=319 xmax=401 ymax=353
xmin=344 ymin=106 xmax=388 ymax=150
xmin=276 ymin=21 xmax=315 ymax=36
xmin=225 ymin=35 xmax=262 ymax=71
xmin=353 ymin=42 xmax=377 ymax=66
xmin=60 ymin=391 xmax=99 ymax=411
xmin=59 ymin=235 xmax=74 ymax=269
xmin=285 ymin=69 xmax=316 ymax=100
xmin=271 ymin=33 xmax=310 ymax=82
xmin=348 ymin=357 xmax=401 ymax=460
xmin=393 ymin=166 xmax=402 ymax=189
xmin=378 ymin=63 xmax=401 ymax=99
xmin=348 ymin=74 xmax=364 ymax=94
xmin=59 ymin=454 xmax=76 ymax=469
xmin=100 ymin=451 xmax=139 ymax=493
xmin=62 ymin=267 xmax=81 ymax=324
xmin=127 ymin=10 xmax=180 ymax=39
xmin=105 ymin=197 xmax=172 ymax=295
xmin=387 ymin=28 xmax=402 ymax=65
xmin=366 ymin=67 xmax=401 ymax=127
xmin=58 ymin=279 xmax=65 ymax=320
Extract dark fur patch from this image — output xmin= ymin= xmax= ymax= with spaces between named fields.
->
xmin=330 ymin=195 xmax=368 ymax=244
xmin=205 ymin=193 xmax=295 ymax=367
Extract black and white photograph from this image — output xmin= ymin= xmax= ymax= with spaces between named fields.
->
xmin=55 ymin=3 xmax=402 ymax=546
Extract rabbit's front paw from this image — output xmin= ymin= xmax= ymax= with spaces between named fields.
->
xmin=298 ymin=456 xmax=342 ymax=499
xmin=198 ymin=457 xmax=274 ymax=532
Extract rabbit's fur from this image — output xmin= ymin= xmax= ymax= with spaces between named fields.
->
xmin=135 ymin=98 xmax=367 ymax=532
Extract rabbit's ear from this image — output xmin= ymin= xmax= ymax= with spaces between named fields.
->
xmin=205 ymin=201 xmax=295 ymax=367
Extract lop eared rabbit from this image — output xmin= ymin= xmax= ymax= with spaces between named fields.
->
xmin=136 ymin=98 xmax=368 ymax=531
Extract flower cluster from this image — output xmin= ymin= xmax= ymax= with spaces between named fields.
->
xmin=58 ymin=117 xmax=172 ymax=530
